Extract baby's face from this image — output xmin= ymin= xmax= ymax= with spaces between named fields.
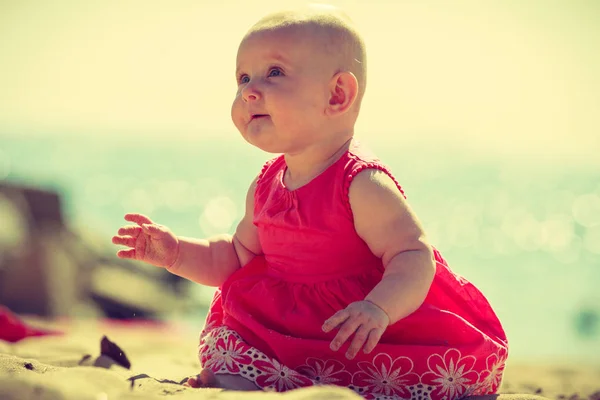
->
xmin=231 ymin=26 xmax=335 ymax=154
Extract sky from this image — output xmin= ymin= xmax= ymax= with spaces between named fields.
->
xmin=0 ymin=0 xmax=599 ymax=161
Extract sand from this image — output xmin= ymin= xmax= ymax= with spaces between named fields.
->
xmin=1 ymin=318 xmax=599 ymax=400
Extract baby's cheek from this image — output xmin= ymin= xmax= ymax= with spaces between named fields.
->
xmin=230 ymin=98 xmax=240 ymax=119
xmin=231 ymin=102 xmax=245 ymax=128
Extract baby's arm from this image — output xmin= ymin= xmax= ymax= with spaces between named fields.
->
xmin=113 ymin=177 xmax=261 ymax=287
xmin=169 ymin=176 xmax=262 ymax=286
xmin=323 ymin=169 xmax=436 ymax=359
xmin=351 ymin=169 xmax=436 ymax=322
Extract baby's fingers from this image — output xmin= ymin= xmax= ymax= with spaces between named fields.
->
xmin=141 ymin=223 xmax=167 ymax=238
xmin=346 ymin=325 xmax=371 ymax=360
xmin=112 ymin=235 xmax=136 ymax=248
xmin=329 ymin=318 xmax=360 ymax=352
xmin=363 ymin=328 xmax=385 ymax=355
xmin=322 ymin=309 xmax=350 ymax=333
xmin=117 ymin=225 xmax=141 ymax=237
xmin=116 ymin=248 xmax=136 ymax=259
xmin=124 ymin=213 xmax=154 ymax=226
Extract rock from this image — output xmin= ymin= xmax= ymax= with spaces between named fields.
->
xmin=0 ymin=181 xmax=194 ymax=320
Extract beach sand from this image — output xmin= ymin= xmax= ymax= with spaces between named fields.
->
xmin=1 ymin=318 xmax=599 ymax=400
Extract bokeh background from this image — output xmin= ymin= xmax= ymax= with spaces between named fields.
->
xmin=1 ymin=0 xmax=599 ymax=364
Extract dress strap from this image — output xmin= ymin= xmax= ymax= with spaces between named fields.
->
xmin=343 ymin=153 xmax=406 ymax=217
xmin=256 ymin=156 xmax=283 ymax=186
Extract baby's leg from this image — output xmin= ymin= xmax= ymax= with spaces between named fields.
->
xmin=185 ymin=368 xmax=260 ymax=391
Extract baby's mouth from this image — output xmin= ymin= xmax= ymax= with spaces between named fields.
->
xmin=251 ymin=114 xmax=269 ymax=120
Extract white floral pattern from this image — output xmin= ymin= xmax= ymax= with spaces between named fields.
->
xmin=478 ymin=349 xmax=508 ymax=393
xmin=198 ymin=324 xmax=505 ymax=400
xmin=197 ymin=311 xmax=221 ymax=358
xmin=297 ymin=358 xmax=352 ymax=386
xmin=254 ymin=358 xmax=312 ymax=391
xmin=352 ymin=354 xmax=420 ymax=398
xmin=204 ymin=334 xmax=251 ymax=373
xmin=420 ymin=349 xmax=479 ymax=400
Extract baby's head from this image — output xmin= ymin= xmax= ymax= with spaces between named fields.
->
xmin=247 ymin=6 xmax=367 ymax=104
xmin=231 ymin=5 xmax=367 ymax=154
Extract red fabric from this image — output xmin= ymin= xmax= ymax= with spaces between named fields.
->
xmin=0 ymin=306 xmax=61 ymax=342
xmin=199 ymin=142 xmax=508 ymax=399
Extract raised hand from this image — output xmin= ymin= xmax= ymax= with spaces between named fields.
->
xmin=322 ymin=300 xmax=390 ymax=360
xmin=112 ymin=213 xmax=179 ymax=268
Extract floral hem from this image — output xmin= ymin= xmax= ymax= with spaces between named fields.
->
xmin=198 ymin=324 xmax=506 ymax=400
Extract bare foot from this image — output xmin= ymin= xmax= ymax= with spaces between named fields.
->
xmin=185 ymin=369 xmax=218 ymax=388
xmin=185 ymin=368 xmax=260 ymax=391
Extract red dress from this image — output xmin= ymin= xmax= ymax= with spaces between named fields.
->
xmin=198 ymin=142 xmax=508 ymax=399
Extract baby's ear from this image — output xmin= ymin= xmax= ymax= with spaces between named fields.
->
xmin=325 ymin=71 xmax=358 ymax=117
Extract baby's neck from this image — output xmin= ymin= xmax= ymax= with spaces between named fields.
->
xmin=283 ymin=136 xmax=353 ymax=190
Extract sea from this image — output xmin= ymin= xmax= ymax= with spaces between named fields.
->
xmin=1 ymin=131 xmax=599 ymax=364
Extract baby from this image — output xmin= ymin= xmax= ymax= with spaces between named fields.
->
xmin=113 ymin=6 xmax=510 ymax=400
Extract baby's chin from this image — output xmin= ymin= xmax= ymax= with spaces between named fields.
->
xmin=240 ymin=134 xmax=284 ymax=154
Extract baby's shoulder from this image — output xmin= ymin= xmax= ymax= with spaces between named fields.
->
xmin=344 ymin=142 xmax=405 ymax=199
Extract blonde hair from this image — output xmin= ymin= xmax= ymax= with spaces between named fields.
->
xmin=246 ymin=6 xmax=368 ymax=108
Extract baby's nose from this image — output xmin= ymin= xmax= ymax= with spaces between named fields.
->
xmin=242 ymin=82 xmax=261 ymax=102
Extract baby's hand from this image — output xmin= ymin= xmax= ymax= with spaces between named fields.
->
xmin=111 ymin=213 xmax=179 ymax=268
xmin=322 ymin=300 xmax=390 ymax=360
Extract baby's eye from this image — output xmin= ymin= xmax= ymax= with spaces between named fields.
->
xmin=238 ymin=74 xmax=250 ymax=84
xmin=268 ymin=68 xmax=283 ymax=77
